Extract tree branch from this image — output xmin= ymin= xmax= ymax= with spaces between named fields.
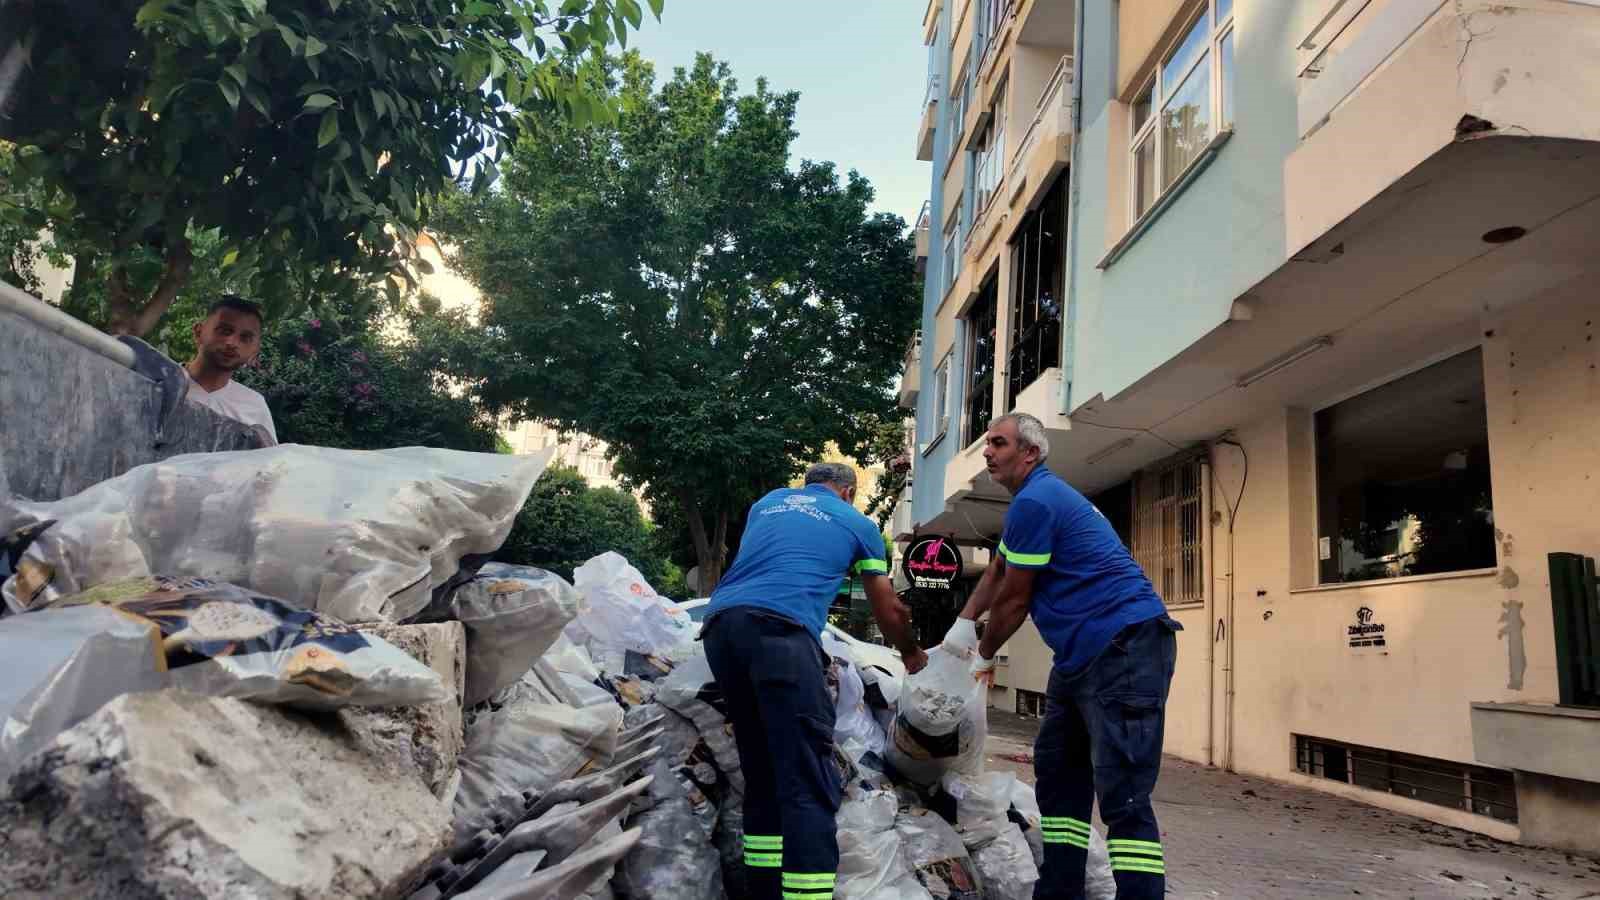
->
xmin=112 ymin=238 xmax=193 ymax=337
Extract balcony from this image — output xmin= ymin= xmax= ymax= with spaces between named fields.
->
xmin=916 ymin=74 xmax=940 ymax=162
xmin=1007 ymin=54 xmax=1072 ymax=212
xmin=897 ymin=333 xmax=922 ymax=411
xmin=1284 ymin=0 xmax=1600 ymax=255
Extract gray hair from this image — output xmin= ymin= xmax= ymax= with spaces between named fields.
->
xmin=804 ymin=461 xmax=858 ymax=490
xmin=989 ymin=413 xmax=1050 ymax=461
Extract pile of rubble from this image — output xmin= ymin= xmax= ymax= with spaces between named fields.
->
xmin=0 ymin=444 xmax=1113 ymax=899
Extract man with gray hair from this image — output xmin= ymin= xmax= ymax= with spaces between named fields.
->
xmin=702 ymin=461 xmax=927 ymax=900
xmin=942 ymin=412 xmax=1180 ymax=900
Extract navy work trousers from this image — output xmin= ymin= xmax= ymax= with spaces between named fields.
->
xmin=1034 ymin=615 xmax=1180 ymax=900
xmin=703 ymin=606 xmax=842 ymax=900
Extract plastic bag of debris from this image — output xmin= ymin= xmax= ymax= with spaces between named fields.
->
xmin=653 ymin=647 xmax=743 ymax=795
xmin=0 ymin=604 xmax=166 ymax=783
xmin=39 ymin=576 xmax=448 ymax=710
xmin=836 ymin=789 xmax=931 ymax=900
xmin=0 ymin=445 xmax=552 ymax=623
xmin=613 ymin=712 xmax=725 ymax=900
xmin=895 ymin=808 xmax=983 ymax=899
xmin=454 ymin=674 xmax=624 ymax=844
xmin=566 ymin=552 xmax=692 ymax=669
xmin=545 ymin=633 xmax=602 ymax=682
xmin=971 ymin=822 xmax=1038 ymax=900
xmin=886 ymin=648 xmax=986 ymax=785
xmin=824 ymin=636 xmax=888 ymax=762
xmin=1006 ymin=780 xmax=1115 ymax=900
xmin=453 ymin=564 xmax=581 ymax=706
xmin=940 ymin=771 xmax=1016 ymax=849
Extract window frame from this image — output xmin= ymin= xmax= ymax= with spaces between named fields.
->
xmin=1128 ymin=0 xmax=1235 ymax=223
xmin=1309 ymin=346 xmax=1497 ymax=587
xmin=928 ymin=352 xmax=953 ymax=448
xmin=962 ymin=277 xmax=999 ymax=449
xmin=973 ymin=81 xmax=1008 ymax=218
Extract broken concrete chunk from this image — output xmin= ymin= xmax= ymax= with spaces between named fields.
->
xmin=0 ymin=690 xmax=450 ymax=900
xmin=345 ymin=621 xmax=468 ymax=798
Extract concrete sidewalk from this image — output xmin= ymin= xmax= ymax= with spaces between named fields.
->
xmin=981 ymin=710 xmax=1600 ymax=899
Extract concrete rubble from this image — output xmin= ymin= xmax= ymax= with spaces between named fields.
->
xmin=346 ymin=621 xmax=469 ymax=800
xmin=0 ymin=690 xmax=451 ymax=900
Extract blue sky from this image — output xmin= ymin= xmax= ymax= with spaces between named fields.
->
xmin=630 ymin=0 xmax=932 ymax=228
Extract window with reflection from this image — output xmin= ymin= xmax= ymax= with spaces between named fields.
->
xmin=1006 ymin=173 xmax=1066 ymax=408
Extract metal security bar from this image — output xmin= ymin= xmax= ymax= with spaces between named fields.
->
xmin=1295 ymin=734 xmax=1518 ymax=823
xmin=1133 ymin=456 xmax=1207 ymax=606
xmin=1550 ymin=552 xmax=1600 ymax=708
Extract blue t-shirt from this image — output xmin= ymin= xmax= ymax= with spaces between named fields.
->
xmin=999 ymin=465 xmax=1166 ymax=674
xmin=707 ymin=484 xmax=889 ymax=637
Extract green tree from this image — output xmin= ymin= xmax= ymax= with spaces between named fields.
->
xmin=437 ymin=53 xmax=920 ymax=592
xmin=0 ymin=0 xmax=658 ymax=336
xmin=236 ymin=303 xmax=500 ymax=451
xmin=496 ymin=463 xmax=668 ymax=586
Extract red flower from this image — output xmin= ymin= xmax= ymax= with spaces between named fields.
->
xmin=309 ymin=319 xmax=322 ymax=329
xmin=353 ymin=382 xmax=376 ymax=398
xmin=351 ymin=350 xmax=368 ymax=364
xmin=296 ymin=340 xmax=314 ymax=356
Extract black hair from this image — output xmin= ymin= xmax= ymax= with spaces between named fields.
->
xmin=207 ymin=294 xmax=264 ymax=325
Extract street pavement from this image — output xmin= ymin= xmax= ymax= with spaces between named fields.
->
xmin=982 ymin=709 xmax=1600 ymax=899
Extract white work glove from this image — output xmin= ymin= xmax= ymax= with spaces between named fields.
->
xmin=942 ymin=617 xmax=979 ymax=658
xmin=970 ymin=652 xmax=997 ymax=686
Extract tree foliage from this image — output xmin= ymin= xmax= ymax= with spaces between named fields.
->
xmin=235 ymin=303 xmax=501 ymax=451
xmin=495 ymin=463 xmax=670 ymax=587
xmin=0 ymin=0 xmax=657 ymax=335
xmin=436 ymin=53 xmax=920 ymax=591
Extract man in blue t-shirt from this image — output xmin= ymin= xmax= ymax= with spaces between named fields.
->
xmin=944 ymin=413 xmax=1181 ymax=900
xmin=703 ymin=462 xmax=927 ymax=900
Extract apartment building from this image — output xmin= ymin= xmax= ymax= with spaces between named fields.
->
xmin=898 ymin=0 xmax=1600 ymax=855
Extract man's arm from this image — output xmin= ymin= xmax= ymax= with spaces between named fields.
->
xmin=957 ymin=551 xmax=1006 ymax=621
xmin=863 ymin=574 xmax=928 ymax=674
xmin=977 ymin=564 xmax=1037 ymax=661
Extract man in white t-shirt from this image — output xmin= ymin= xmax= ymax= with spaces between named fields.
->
xmin=184 ymin=295 xmax=277 ymax=445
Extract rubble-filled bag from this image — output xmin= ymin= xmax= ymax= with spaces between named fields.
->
xmin=886 ymin=647 xmax=987 ymax=785
xmin=455 ymin=563 xmax=581 ymax=706
xmin=941 ymin=771 xmax=1017 ymax=849
xmin=824 ymin=636 xmax=889 ymax=762
xmin=567 ymin=552 xmax=692 ymax=667
xmin=858 ymin=664 xmax=901 ymax=737
xmin=1006 ymin=780 xmax=1114 ymax=899
xmin=0 ymin=605 xmax=166 ymax=783
xmin=894 ymin=808 xmax=983 ymax=899
xmin=42 ymin=576 xmax=448 ymax=710
xmin=971 ymin=822 xmax=1039 ymax=900
xmin=654 ymin=646 xmax=744 ymax=795
xmin=545 ymin=632 xmax=602 ymax=682
xmin=454 ymin=673 xmax=624 ymax=844
xmin=836 ymin=789 xmax=932 ymax=900
xmin=0 ymin=445 xmax=553 ymax=622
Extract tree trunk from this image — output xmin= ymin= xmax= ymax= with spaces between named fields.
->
xmin=105 ymin=238 xmax=193 ymax=337
xmin=681 ymin=490 xmax=727 ymax=596
xmin=60 ymin=251 xmax=98 ymax=321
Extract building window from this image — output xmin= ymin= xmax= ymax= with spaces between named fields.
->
xmin=930 ymin=353 xmax=951 ymax=442
xmin=1129 ymin=0 xmax=1235 ymax=221
xmin=973 ymin=86 xmax=1007 ymax=216
xmin=1133 ymin=455 xmax=1206 ymax=606
xmin=1315 ymin=348 xmax=1495 ymax=585
xmin=941 ymin=222 xmax=959 ymax=296
xmin=1015 ymin=688 xmax=1047 ymax=718
xmin=963 ymin=278 xmax=999 ymax=448
xmin=979 ymin=0 xmax=1006 ymax=60
xmin=1006 ymin=173 xmax=1066 ymax=407
xmin=1295 ymin=735 xmax=1517 ymax=823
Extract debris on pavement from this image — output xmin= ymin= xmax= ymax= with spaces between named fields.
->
xmin=0 ymin=444 xmax=1114 ymax=898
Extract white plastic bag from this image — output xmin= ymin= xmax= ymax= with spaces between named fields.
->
xmin=454 ymin=563 xmax=580 ymax=706
xmin=971 ymin=822 xmax=1038 ymax=900
xmin=454 ymin=673 xmax=624 ymax=844
xmin=1 ymin=445 xmax=553 ymax=622
xmin=0 ymin=605 xmax=166 ymax=783
xmin=836 ymin=790 xmax=931 ymax=900
xmin=654 ymin=646 xmax=743 ymax=796
xmin=41 ymin=576 xmax=448 ymax=710
xmin=941 ymin=771 xmax=1017 ymax=849
xmin=886 ymin=647 xmax=987 ymax=784
xmin=895 ymin=808 xmax=983 ymax=899
xmin=567 ymin=552 xmax=692 ymax=661
xmin=824 ymin=637 xmax=888 ymax=762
